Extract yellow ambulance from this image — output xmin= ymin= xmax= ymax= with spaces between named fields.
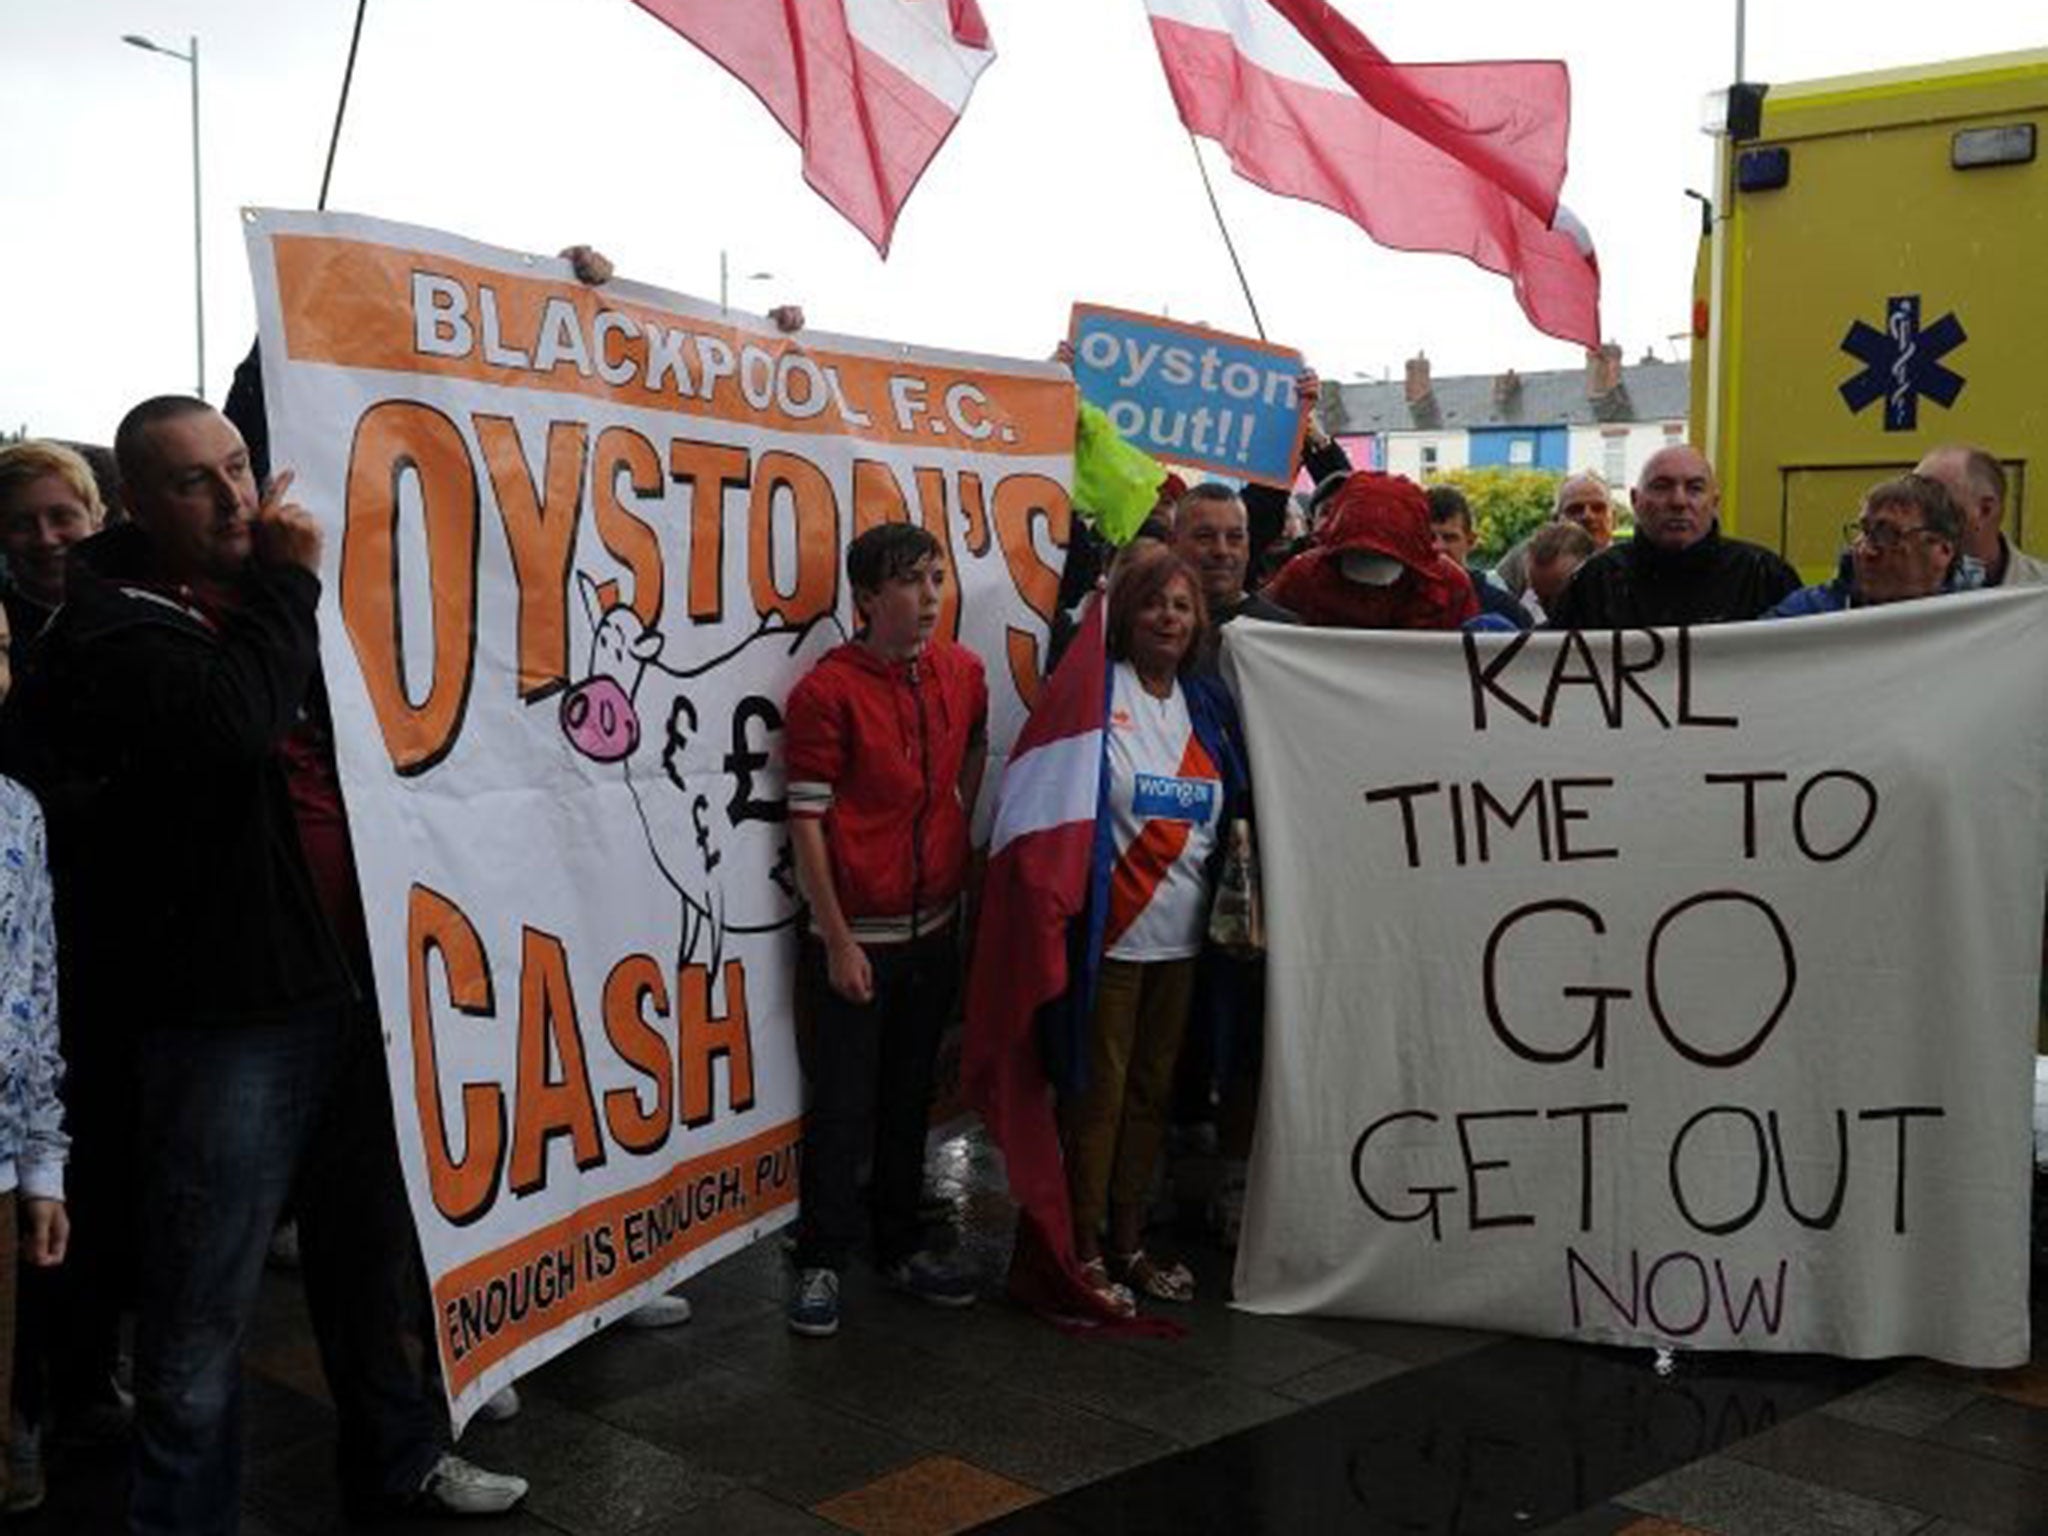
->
xmin=1690 ymin=49 xmax=2048 ymax=577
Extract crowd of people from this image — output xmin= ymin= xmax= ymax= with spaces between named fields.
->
xmin=0 ymin=352 xmax=2030 ymax=1528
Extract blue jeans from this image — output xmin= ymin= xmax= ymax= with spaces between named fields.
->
xmin=129 ymin=1007 xmax=443 ymax=1535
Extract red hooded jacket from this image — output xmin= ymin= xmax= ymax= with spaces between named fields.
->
xmin=784 ymin=638 xmax=987 ymax=942
xmin=1265 ymin=472 xmax=1479 ymax=630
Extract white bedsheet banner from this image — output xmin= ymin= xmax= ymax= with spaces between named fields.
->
xmin=1226 ymin=592 xmax=2048 ymax=1366
xmin=245 ymin=210 xmax=1073 ymax=1422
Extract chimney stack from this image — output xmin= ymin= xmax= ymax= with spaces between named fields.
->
xmin=1404 ymin=352 xmax=1433 ymax=405
xmin=1584 ymin=342 xmax=1623 ymax=399
xmin=1492 ymin=368 xmax=1522 ymax=409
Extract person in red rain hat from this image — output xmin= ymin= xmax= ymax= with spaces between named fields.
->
xmin=1264 ymin=472 xmax=1479 ymax=630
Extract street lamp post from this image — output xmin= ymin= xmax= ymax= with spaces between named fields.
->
xmin=719 ymin=249 xmax=774 ymax=314
xmin=122 ymin=33 xmax=204 ymax=398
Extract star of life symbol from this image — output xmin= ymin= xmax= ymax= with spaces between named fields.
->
xmin=1839 ymin=296 xmax=1966 ymax=432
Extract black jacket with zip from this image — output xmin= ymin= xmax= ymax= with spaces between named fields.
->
xmin=7 ymin=523 xmax=356 ymax=1030
xmin=1546 ymin=525 xmax=1801 ymax=630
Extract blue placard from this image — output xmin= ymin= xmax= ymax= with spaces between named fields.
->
xmin=1068 ymin=304 xmax=1308 ymax=488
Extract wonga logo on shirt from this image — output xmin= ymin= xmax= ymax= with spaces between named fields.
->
xmin=1132 ymin=772 xmax=1218 ymax=823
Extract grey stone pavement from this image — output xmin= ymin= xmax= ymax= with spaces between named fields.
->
xmin=19 ymin=1129 xmax=2048 ymax=1535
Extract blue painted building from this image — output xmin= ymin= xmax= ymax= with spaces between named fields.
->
xmin=1467 ymin=424 xmax=1571 ymax=470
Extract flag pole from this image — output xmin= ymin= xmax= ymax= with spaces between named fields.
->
xmin=318 ymin=0 xmax=369 ymax=209
xmin=1185 ymin=132 xmax=1268 ymax=340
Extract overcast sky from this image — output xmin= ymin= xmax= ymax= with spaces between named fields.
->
xmin=4 ymin=1 xmax=2042 ymax=443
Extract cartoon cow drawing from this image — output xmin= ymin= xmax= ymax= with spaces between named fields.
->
xmin=557 ymin=571 xmax=842 ymax=971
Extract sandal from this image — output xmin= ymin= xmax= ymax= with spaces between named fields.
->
xmin=1114 ymin=1249 xmax=1196 ymax=1304
xmin=1077 ymin=1256 xmax=1138 ymax=1318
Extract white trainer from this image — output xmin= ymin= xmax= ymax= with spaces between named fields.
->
xmin=416 ymin=1451 xmax=529 ymax=1515
xmin=623 ymin=1292 xmax=694 ymax=1329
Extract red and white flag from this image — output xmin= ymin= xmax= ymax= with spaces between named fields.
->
xmin=961 ymin=601 xmax=1144 ymax=1325
xmin=630 ymin=0 xmax=996 ymax=256
xmin=1144 ymin=0 xmax=1602 ymax=348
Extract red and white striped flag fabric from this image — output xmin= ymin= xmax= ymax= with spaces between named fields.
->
xmin=1144 ymin=0 xmax=1602 ymax=348
xmin=630 ymin=0 xmax=996 ymax=256
xmin=961 ymin=600 xmax=1150 ymax=1326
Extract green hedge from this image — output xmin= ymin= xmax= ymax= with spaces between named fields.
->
xmin=1425 ymin=467 xmax=1560 ymax=564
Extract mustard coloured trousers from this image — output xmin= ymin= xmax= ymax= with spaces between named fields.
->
xmin=1061 ymin=956 xmax=1197 ymax=1237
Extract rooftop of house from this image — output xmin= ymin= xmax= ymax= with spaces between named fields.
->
xmin=1327 ymin=350 xmax=1691 ymax=435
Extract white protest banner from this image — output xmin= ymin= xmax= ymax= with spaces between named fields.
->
xmin=245 ymin=210 xmax=1074 ymax=1422
xmin=1226 ymin=593 xmax=2048 ymax=1366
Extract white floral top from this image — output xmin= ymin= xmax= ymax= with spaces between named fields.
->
xmin=0 ymin=774 xmax=64 ymax=1200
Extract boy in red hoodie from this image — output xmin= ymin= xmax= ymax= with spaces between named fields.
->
xmin=782 ymin=525 xmax=988 ymax=1336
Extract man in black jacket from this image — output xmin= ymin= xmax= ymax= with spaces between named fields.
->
xmin=1241 ymin=370 xmax=1351 ymax=584
xmin=14 ymin=397 xmax=525 ymax=1531
xmin=1548 ymin=445 xmax=1799 ymax=629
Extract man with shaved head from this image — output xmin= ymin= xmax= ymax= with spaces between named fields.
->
xmin=1172 ymin=482 xmax=1295 ymax=673
xmin=13 ymin=397 xmax=528 ymax=1527
xmin=1916 ymin=443 xmax=2047 ymax=589
xmin=1547 ymin=444 xmax=1800 ymax=629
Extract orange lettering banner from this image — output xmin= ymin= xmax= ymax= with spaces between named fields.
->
xmin=433 ymin=1119 xmax=801 ymax=1391
xmin=246 ymin=209 xmax=1074 ymax=1427
xmin=273 ymin=234 xmax=1070 ymax=456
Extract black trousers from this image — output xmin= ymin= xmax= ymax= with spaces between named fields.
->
xmin=792 ymin=927 xmax=957 ymax=1272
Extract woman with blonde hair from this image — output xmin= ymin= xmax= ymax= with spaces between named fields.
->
xmin=0 ymin=441 xmax=105 ymax=664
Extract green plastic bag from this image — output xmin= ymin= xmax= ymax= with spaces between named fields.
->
xmin=1073 ymin=402 xmax=1166 ymax=546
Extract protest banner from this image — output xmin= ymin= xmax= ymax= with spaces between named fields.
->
xmin=1225 ymin=594 xmax=2048 ymax=1366
xmin=245 ymin=210 xmax=1074 ymax=1423
xmin=1066 ymin=303 xmax=1306 ymax=487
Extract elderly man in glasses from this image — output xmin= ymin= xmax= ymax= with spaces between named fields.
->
xmin=1767 ymin=473 xmax=1968 ymax=617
